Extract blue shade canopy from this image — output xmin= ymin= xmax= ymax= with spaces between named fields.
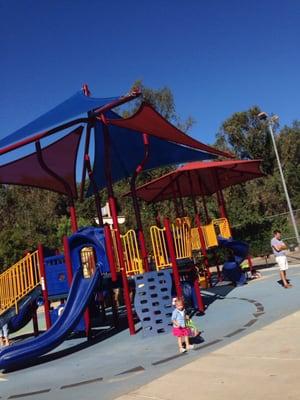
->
xmin=86 ymin=114 xmax=217 ymax=196
xmin=0 ymin=90 xmax=119 ymax=148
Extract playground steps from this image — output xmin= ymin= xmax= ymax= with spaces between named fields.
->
xmin=0 ymin=251 xmax=40 ymax=316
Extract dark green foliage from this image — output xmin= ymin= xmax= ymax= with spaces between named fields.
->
xmin=216 ymin=110 xmax=300 ymax=254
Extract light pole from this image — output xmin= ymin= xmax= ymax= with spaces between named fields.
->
xmin=258 ymin=112 xmax=300 ymax=246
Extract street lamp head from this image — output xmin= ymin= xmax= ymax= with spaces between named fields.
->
xmin=257 ymin=112 xmax=268 ymax=121
xmin=257 ymin=112 xmax=279 ymax=125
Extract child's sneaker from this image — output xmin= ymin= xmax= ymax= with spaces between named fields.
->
xmin=179 ymin=348 xmax=187 ymax=353
xmin=187 ymin=344 xmax=195 ymax=350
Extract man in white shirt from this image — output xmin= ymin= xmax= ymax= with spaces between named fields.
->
xmin=271 ymin=230 xmax=292 ymax=289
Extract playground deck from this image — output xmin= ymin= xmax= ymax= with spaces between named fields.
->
xmin=1 ymin=257 xmax=300 ymax=400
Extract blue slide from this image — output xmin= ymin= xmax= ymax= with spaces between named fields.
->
xmin=0 ymin=288 xmax=41 ymax=335
xmin=218 ymin=236 xmax=249 ymax=285
xmin=0 ymin=268 xmax=100 ymax=370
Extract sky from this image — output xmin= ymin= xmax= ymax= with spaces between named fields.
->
xmin=0 ymin=0 xmax=300 ymax=155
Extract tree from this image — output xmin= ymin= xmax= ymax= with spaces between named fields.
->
xmin=120 ymin=80 xmax=195 ymax=132
xmin=215 ymin=108 xmax=300 ymax=255
xmin=215 ymin=106 xmax=275 ymax=174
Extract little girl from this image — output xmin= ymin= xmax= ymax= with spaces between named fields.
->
xmin=171 ymin=297 xmax=194 ymax=353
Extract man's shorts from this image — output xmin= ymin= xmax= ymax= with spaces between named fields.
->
xmin=275 ymin=255 xmax=288 ymax=271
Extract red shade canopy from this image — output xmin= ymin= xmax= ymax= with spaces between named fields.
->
xmin=107 ymin=102 xmax=234 ymax=159
xmin=0 ymin=126 xmax=83 ymax=198
xmin=130 ymin=160 xmax=265 ymax=202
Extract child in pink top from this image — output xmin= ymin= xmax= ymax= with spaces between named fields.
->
xmin=171 ymin=298 xmax=194 ymax=353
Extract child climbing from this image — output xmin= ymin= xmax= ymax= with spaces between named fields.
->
xmin=171 ymin=297 xmax=194 ymax=353
xmin=0 ymin=323 xmax=9 ymax=347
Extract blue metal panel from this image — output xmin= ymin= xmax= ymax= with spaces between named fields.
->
xmin=134 ymin=270 xmax=173 ymax=337
xmin=44 ymin=255 xmax=69 ymax=297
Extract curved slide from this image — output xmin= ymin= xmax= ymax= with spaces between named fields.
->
xmin=0 ymin=288 xmax=41 ymax=335
xmin=218 ymin=236 xmax=249 ymax=285
xmin=0 ymin=268 xmax=100 ymax=370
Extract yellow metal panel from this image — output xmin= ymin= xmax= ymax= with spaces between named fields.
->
xmin=121 ymin=229 xmax=143 ymax=276
xmin=212 ymin=218 xmax=231 ymax=239
xmin=201 ymin=223 xmax=218 ymax=248
xmin=150 ymin=225 xmax=171 ymax=271
xmin=171 ymin=220 xmax=192 ymax=259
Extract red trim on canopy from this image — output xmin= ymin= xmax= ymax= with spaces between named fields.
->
xmin=107 ymin=103 xmax=234 ymax=159
xmin=128 ymin=160 xmax=265 ymax=202
xmin=0 ymin=126 xmax=83 ymax=198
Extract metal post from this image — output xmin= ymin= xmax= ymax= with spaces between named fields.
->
xmin=63 ymin=236 xmax=73 ymax=286
xmin=103 ymin=224 xmax=118 ymax=282
xmin=267 ymin=119 xmax=300 ymax=246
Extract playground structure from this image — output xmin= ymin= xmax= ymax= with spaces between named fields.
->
xmin=0 ymin=86 xmax=264 ymax=369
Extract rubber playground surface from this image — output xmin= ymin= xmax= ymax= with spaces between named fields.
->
xmin=1 ymin=256 xmax=300 ymax=400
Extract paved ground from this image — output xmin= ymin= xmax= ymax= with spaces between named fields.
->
xmin=0 ymin=258 xmax=299 ymax=400
xmin=117 ymin=308 xmax=300 ymax=400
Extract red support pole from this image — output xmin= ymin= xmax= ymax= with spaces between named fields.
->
xmin=195 ymin=214 xmax=212 ymax=284
xmin=102 ymin=119 xmax=135 ymax=335
xmin=129 ymin=133 xmax=150 ymax=272
xmin=138 ymin=230 xmax=149 ymax=272
xmin=193 ymin=276 xmax=205 ymax=313
xmin=104 ymin=224 xmax=117 ymax=282
xmin=38 ymin=243 xmax=51 ymax=330
xmin=216 ymin=190 xmax=227 ymax=219
xmin=69 ymin=204 xmax=78 ymax=233
xmin=218 ymin=189 xmax=228 ymax=219
xmin=108 ymin=197 xmax=135 ymax=335
xmin=63 ymin=236 xmax=73 ymax=286
xmin=164 ymin=218 xmax=182 ymax=298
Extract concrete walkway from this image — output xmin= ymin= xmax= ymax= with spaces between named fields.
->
xmin=116 ymin=307 xmax=300 ymax=400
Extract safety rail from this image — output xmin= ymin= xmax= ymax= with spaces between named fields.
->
xmin=175 ymin=216 xmax=191 ymax=227
xmin=110 ymin=228 xmax=143 ymax=276
xmin=171 ymin=220 xmax=192 ymax=259
xmin=109 ymin=217 xmax=231 ymax=273
xmin=150 ymin=225 xmax=171 ymax=270
xmin=213 ymin=218 xmax=231 ymax=239
xmin=121 ymin=230 xmax=143 ymax=276
xmin=0 ymin=251 xmax=40 ymax=316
